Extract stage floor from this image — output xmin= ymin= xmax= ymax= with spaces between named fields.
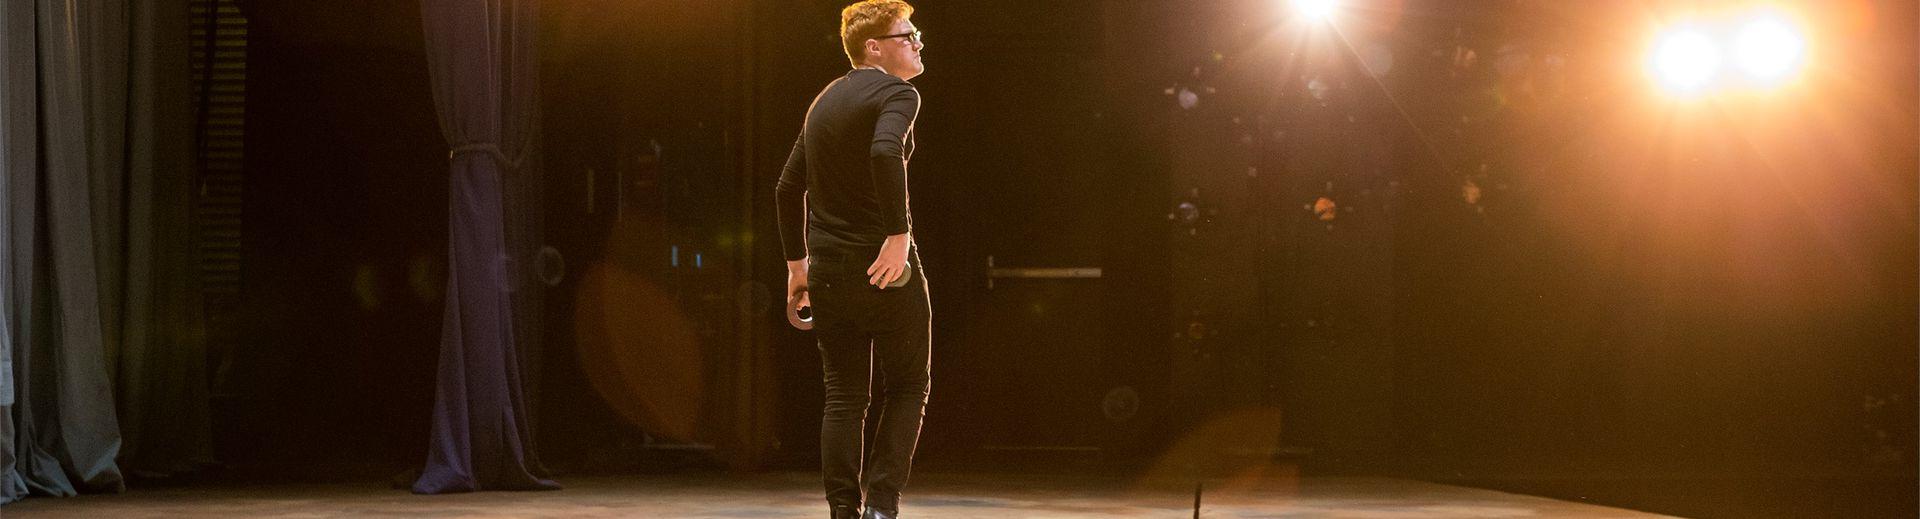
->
xmin=5 ymin=472 xmax=1674 ymax=518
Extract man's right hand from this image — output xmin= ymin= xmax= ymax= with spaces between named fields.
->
xmin=786 ymin=258 xmax=812 ymax=329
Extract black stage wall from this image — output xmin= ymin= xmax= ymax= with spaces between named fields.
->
xmin=231 ymin=0 xmax=446 ymax=471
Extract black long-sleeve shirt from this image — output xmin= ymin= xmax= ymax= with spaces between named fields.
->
xmin=776 ymin=68 xmax=919 ymax=262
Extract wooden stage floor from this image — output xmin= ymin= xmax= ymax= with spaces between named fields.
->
xmin=4 ymin=471 xmax=1674 ymax=518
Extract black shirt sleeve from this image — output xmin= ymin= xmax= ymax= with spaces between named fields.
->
xmin=868 ymin=82 xmax=920 ymax=236
xmin=775 ymin=134 xmax=808 ymax=261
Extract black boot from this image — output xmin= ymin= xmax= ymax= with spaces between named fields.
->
xmin=862 ymin=506 xmax=898 ymax=519
xmin=830 ymin=504 xmax=860 ymax=519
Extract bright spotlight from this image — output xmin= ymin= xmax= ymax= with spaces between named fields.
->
xmin=1733 ymin=15 xmax=1806 ymax=84
xmin=1291 ymin=0 xmax=1338 ymax=22
xmin=1650 ymin=28 xmax=1721 ymax=95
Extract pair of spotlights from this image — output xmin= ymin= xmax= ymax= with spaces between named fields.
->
xmin=1650 ymin=10 xmax=1808 ymax=96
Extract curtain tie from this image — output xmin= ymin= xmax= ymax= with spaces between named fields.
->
xmin=448 ymin=142 xmax=524 ymax=170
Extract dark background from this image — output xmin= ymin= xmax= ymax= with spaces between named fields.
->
xmin=224 ymin=1 xmax=1914 ymax=517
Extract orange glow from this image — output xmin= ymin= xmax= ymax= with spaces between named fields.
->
xmin=575 ymin=261 xmax=705 ymax=442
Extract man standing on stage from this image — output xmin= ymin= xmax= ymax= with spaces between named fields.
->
xmin=774 ymin=2 xmax=928 ymax=518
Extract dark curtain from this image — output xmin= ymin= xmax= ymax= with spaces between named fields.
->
xmin=412 ymin=0 xmax=556 ymax=494
xmin=111 ymin=0 xmax=210 ymax=479
xmin=0 ymin=0 xmax=206 ymax=504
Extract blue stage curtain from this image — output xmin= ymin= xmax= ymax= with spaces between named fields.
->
xmin=411 ymin=0 xmax=557 ymax=494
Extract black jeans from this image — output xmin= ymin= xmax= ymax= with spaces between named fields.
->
xmin=808 ymin=248 xmax=930 ymax=513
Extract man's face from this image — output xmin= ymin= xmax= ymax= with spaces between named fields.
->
xmin=868 ymin=17 xmax=924 ymax=80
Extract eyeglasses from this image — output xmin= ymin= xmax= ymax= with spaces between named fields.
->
xmin=877 ymin=29 xmax=923 ymax=45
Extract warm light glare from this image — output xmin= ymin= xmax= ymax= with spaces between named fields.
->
xmin=1292 ymin=0 xmax=1338 ymax=22
xmin=1647 ymin=9 xmax=1811 ymax=98
xmin=1733 ymin=15 xmax=1806 ymax=84
xmin=1651 ymin=29 xmax=1720 ymax=95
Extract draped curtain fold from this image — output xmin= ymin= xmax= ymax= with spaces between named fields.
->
xmin=113 ymin=0 xmax=210 ymax=479
xmin=1 ymin=0 xmax=206 ymax=505
xmin=411 ymin=0 xmax=555 ymax=494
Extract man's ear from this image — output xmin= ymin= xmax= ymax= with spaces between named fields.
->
xmin=865 ymin=39 xmax=881 ymax=60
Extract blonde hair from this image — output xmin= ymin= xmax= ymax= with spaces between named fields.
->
xmin=840 ymin=1 xmax=913 ymax=66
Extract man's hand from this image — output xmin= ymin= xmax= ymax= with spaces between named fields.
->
xmin=786 ymin=259 xmax=811 ymax=328
xmin=867 ymin=233 xmax=911 ymax=288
